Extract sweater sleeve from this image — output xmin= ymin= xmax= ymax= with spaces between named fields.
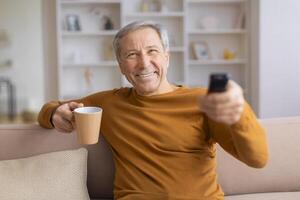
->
xmin=37 ymin=101 xmax=62 ymax=129
xmin=207 ymin=102 xmax=269 ymax=168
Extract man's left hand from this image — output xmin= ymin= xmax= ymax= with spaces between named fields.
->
xmin=198 ymin=80 xmax=245 ymax=125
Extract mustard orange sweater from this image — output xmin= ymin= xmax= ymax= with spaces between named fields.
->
xmin=38 ymin=87 xmax=268 ymax=200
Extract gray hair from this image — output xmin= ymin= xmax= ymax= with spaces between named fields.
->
xmin=113 ymin=21 xmax=169 ymax=61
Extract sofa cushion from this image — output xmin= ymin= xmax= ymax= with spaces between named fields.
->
xmin=0 ymin=148 xmax=90 ymax=200
xmin=0 ymin=125 xmax=114 ymax=199
xmin=225 ymin=192 xmax=300 ymax=200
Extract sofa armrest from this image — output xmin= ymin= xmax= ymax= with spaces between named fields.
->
xmin=217 ymin=117 xmax=300 ymax=196
xmin=0 ymin=124 xmax=114 ymax=199
xmin=0 ymin=124 xmax=80 ymax=159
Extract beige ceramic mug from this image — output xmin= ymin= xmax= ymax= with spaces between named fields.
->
xmin=73 ymin=107 xmax=102 ymax=145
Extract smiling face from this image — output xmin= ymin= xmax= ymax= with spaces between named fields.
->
xmin=118 ymin=27 xmax=172 ymax=96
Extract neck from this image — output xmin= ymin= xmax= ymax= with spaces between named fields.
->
xmin=136 ymin=81 xmax=177 ymax=96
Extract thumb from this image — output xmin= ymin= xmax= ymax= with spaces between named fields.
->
xmin=68 ymin=102 xmax=84 ymax=111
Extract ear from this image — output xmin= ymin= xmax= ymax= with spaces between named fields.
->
xmin=119 ymin=66 xmax=125 ymax=75
xmin=118 ymin=60 xmax=126 ymax=75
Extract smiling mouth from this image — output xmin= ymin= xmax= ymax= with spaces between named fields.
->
xmin=136 ymin=72 xmax=157 ymax=78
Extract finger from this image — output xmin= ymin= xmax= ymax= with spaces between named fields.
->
xmin=205 ymin=103 xmax=243 ymax=122
xmin=56 ymin=104 xmax=75 ymax=122
xmin=203 ymin=88 xmax=244 ymax=107
xmin=55 ymin=121 xmax=73 ymax=132
xmin=221 ymin=105 xmax=243 ymax=117
xmin=62 ymin=117 xmax=73 ymax=130
xmin=68 ymin=102 xmax=84 ymax=111
xmin=207 ymin=93 xmax=231 ymax=104
xmin=207 ymin=113 xmax=237 ymax=125
xmin=208 ymin=104 xmax=243 ymax=124
xmin=208 ymin=106 xmax=242 ymax=120
xmin=68 ymin=102 xmax=84 ymax=122
xmin=200 ymin=93 xmax=243 ymax=117
xmin=53 ymin=116 xmax=74 ymax=132
xmin=56 ymin=119 xmax=73 ymax=133
xmin=200 ymin=98 xmax=226 ymax=114
xmin=205 ymin=99 xmax=243 ymax=115
xmin=202 ymin=99 xmax=242 ymax=119
xmin=61 ymin=109 xmax=74 ymax=122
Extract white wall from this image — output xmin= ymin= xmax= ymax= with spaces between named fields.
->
xmin=259 ymin=0 xmax=300 ymax=118
xmin=0 ymin=0 xmax=44 ymax=113
xmin=249 ymin=0 xmax=260 ymax=115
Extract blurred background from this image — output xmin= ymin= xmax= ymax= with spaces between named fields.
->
xmin=0 ymin=0 xmax=300 ymax=124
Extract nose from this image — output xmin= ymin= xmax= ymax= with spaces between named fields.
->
xmin=139 ymin=53 xmax=151 ymax=68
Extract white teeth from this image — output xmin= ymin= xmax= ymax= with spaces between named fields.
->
xmin=138 ymin=72 xmax=154 ymax=78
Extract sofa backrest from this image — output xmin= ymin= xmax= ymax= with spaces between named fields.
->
xmin=0 ymin=124 xmax=114 ymax=199
xmin=217 ymin=117 xmax=300 ymax=195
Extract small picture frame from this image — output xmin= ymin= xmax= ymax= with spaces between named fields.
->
xmin=235 ymin=10 xmax=245 ymax=29
xmin=192 ymin=42 xmax=211 ymax=60
xmin=65 ymin=14 xmax=81 ymax=31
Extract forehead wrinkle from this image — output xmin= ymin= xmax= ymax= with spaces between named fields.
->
xmin=120 ymin=28 xmax=163 ymax=52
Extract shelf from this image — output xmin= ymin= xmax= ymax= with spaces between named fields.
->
xmin=61 ymin=0 xmax=121 ymax=5
xmin=125 ymin=12 xmax=184 ymax=18
xmin=189 ymin=59 xmax=246 ymax=65
xmin=187 ymin=0 xmax=245 ymax=4
xmin=62 ymin=30 xmax=118 ymax=36
xmin=62 ymin=61 xmax=118 ymax=67
xmin=189 ymin=29 xmax=246 ymax=34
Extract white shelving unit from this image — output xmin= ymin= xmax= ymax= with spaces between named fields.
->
xmin=185 ymin=0 xmax=249 ymax=95
xmin=56 ymin=0 xmax=122 ymax=99
xmin=56 ymin=0 xmax=250 ymax=100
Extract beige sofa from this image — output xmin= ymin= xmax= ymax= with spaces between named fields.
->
xmin=0 ymin=117 xmax=300 ymax=199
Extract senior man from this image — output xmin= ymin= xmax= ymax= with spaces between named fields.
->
xmin=38 ymin=21 xmax=268 ymax=200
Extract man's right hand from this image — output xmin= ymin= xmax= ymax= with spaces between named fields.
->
xmin=51 ymin=102 xmax=84 ymax=133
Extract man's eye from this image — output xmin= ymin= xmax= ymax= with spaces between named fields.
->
xmin=149 ymin=49 xmax=158 ymax=54
xmin=127 ymin=53 xmax=137 ymax=58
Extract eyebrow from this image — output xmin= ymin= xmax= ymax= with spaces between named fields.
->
xmin=146 ymin=45 xmax=160 ymax=49
xmin=122 ymin=45 xmax=161 ymax=55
